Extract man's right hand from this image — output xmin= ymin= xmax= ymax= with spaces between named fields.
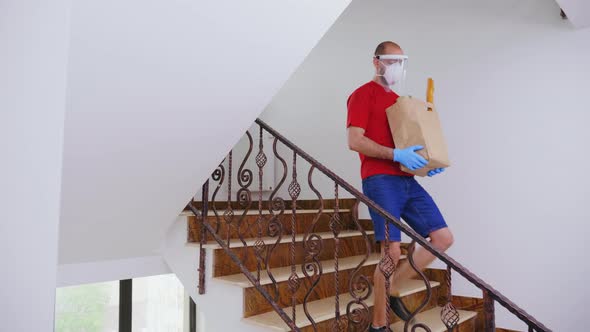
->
xmin=393 ymin=146 xmax=428 ymax=170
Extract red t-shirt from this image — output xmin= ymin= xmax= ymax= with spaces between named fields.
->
xmin=347 ymin=81 xmax=412 ymax=179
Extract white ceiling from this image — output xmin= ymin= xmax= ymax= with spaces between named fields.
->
xmin=58 ymin=0 xmax=351 ymax=264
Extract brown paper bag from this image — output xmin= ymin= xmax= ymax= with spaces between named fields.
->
xmin=386 ymin=96 xmax=450 ymax=177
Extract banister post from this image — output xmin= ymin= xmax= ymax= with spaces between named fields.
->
xmin=483 ymin=290 xmax=496 ymax=332
xmin=198 ymin=180 xmax=209 ymax=294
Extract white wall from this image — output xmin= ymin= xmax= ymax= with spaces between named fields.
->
xmin=260 ymin=0 xmax=590 ymax=330
xmin=0 ymin=1 xmax=71 ymax=331
xmin=58 ymin=0 xmax=351 ymax=267
xmin=557 ymin=0 xmax=590 ymax=28
xmin=57 ymin=255 xmax=170 ymax=287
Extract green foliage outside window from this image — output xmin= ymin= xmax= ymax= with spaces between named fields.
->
xmin=55 ymin=282 xmax=117 ymax=332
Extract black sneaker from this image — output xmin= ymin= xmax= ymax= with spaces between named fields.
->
xmin=389 ymin=296 xmax=413 ymax=321
xmin=369 ymin=326 xmax=392 ymax=332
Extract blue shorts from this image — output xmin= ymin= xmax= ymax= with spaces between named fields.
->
xmin=362 ymin=174 xmax=448 ymax=242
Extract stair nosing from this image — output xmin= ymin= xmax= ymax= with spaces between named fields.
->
xmin=180 ymin=208 xmax=351 ymax=217
xmin=186 ymin=230 xmax=375 ymax=249
xmin=213 ymin=252 xmax=407 ymax=288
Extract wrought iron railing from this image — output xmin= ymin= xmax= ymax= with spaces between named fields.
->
xmin=187 ymin=118 xmax=551 ymax=332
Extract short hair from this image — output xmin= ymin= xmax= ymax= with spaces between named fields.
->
xmin=374 ymin=41 xmax=402 ymax=56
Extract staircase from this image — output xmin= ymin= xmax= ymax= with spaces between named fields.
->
xmin=177 ymin=119 xmax=550 ymax=332
xmin=186 ymin=203 xmax=482 ymax=331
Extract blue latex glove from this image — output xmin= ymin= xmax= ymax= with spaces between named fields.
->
xmin=427 ymin=168 xmax=445 ymax=177
xmin=393 ymin=145 xmax=428 ymax=170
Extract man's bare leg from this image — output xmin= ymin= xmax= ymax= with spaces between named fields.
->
xmin=389 ymin=228 xmax=454 ymax=295
xmin=373 ymin=241 xmax=401 ymax=328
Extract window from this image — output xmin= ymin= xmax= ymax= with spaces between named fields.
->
xmin=55 ymin=281 xmax=119 ymax=332
xmin=132 ymin=274 xmax=186 ymax=332
xmin=55 ymin=274 xmax=193 ymax=332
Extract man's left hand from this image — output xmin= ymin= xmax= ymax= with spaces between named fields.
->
xmin=427 ymin=168 xmax=445 ymax=177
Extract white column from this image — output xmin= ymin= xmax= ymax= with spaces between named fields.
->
xmin=0 ymin=1 xmax=71 ymax=331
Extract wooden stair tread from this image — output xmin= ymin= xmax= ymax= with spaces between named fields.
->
xmin=391 ymin=306 xmax=477 ymax=332
xmin=180 ymin=208 xmax=351 ymax=217
xmin=214 ymin=252 xmax=407 ymax=288
xmin=188 ymin=230 xmax=374 ymax=249
xmin=242 ymin=279 xmax=440 ymax=331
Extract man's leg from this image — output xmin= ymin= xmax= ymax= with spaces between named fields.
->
xmin=390 ymin=227 xmax=454 ymax=295
xmin=373 ymin=241 xmax=402 ymax=328
xmin=390 ymin=177 xmax=453 ymax=296
xmin=362 ymin=175 xmax=407 ymax=329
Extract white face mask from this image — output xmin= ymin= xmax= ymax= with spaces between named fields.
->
xmin=379 ymin=61 xmax=404 ymax=86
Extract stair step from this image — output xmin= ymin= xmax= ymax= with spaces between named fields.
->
xmin=188 ymin=230 xmax=374 ymax=249
xmin=243 ymin=279 xmax=441 ymax=331
xmin=391 ymin=306 xmax=477 ymax=332
xmin=188 ymin=198 xmax=358 ymax=212
xmin=181 ymin=208 xmax=351 ymax=217
xmin=187 ymin=209 xmax=358 ymax=242
xmin=214 ymin=253 xmax=406 ymax=288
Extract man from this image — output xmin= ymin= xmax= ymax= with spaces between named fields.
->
xmin=346 ymin=41 xmax=454 ymax=332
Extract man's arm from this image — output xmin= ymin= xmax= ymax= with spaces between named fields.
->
xmin=348 ymin=126 xmax=432 ymax=172
xmin=347 ymin=126 xmax=393 ymax=160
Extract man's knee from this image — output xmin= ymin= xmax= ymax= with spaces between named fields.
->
xmin=381 ymin=241 xmax=402 ymax=260
xmin=431 ymin=228 xmax=454 ymax=251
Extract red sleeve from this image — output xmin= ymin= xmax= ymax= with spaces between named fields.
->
xmin=346 ymin=87 xmax=370 ymax=130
